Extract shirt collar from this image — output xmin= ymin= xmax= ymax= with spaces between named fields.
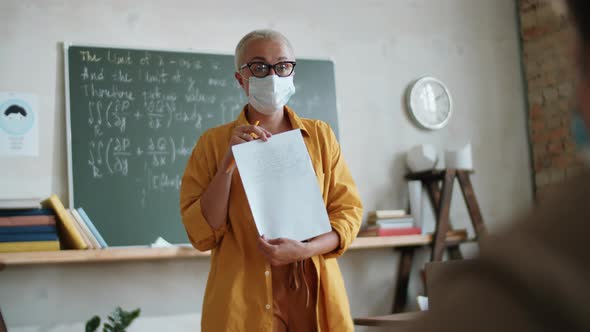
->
xmin=233 ymin=105 xmax=310 ymax=137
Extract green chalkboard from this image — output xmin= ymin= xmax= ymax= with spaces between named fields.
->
xmin=65 ymin=44 xmax=339 ymax=246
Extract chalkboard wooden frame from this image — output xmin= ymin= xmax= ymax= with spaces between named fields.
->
xmin=63 ymin=42 xmax=339 ymax=246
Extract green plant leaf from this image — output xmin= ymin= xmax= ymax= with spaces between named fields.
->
xmin=89 ymin=306 xmax=141 ymax=332
xmin=85 ymin=316 xmax=100 ymax=332
xmin=119 ymin=308 xmax=141 ymax=328
xmin=103 ymin=322 xmax=114 ymax=332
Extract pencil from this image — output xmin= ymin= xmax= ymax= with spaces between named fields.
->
xmin=226 ymin=120 xmax=260 ymax=174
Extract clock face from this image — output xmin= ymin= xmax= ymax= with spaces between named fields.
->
xmin=408 ymin=77 xmax=452 ymax=130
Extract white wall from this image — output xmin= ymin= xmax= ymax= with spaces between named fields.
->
xmin=0 ymin=0 xmax=532 ymax=331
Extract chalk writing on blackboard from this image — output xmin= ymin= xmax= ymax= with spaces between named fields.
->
xmin=67 ymin=45 xmax=338 ymax=246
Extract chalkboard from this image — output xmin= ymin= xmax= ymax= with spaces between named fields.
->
xmin=65 ymin=44 xmax=339 ymax=246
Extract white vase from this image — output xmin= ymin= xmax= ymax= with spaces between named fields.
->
xmin=406 ymin=144 xmax=438 ymax=173
xmin=408 ymin=180 xmax=423 ymax=231
xmin=444 ymin=142 xmax=473 ymax=170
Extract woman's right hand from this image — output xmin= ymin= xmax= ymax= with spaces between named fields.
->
xmin=229 ymin=124 xmax=272 ymax=147
xmin=223 ymin=124 xmax=273 ymax=169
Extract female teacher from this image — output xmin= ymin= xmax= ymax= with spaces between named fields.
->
xmin=180 ymin=29 xmax=363 ymax=332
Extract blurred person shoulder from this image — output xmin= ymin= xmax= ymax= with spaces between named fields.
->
xmin=487 ymin=166 xmax=590 ymax=264
xmin=412 ymin=167 xmax=590 ymax=332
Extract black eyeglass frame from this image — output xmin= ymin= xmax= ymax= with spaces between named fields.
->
xmin=239 ymin=61 xmax=297 ymax=78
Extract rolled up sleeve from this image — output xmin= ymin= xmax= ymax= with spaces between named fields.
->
xmin=180 ymin=132 xmax=226 ymax=252
xmin=322 ymin=125 xmax=363 ymax=259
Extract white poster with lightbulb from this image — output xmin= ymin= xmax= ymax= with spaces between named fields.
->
xmin=0 ymin=92 xmax=39 ymax=156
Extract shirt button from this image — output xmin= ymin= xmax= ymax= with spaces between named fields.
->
xmin=265 ymin=304 xmax=271 ymax=310
xmin=265 ymin=270 xmax=270 ymax=277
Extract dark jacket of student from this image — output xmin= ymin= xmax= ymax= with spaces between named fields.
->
xmin=409 ymin=171 xmax=590 ymax=332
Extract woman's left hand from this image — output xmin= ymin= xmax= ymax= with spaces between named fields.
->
xmin=257 ymin=235 xmax=311 ymax=266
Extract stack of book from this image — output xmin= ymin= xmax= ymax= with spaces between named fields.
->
xmin=359 ymin=209 xmax=422 ymax=237
xmin=0 ymin=195 xmax=108 ymax=252
xmin=41 ymin=194 xmax=107 ymax=250
xmin=0 ymin=208 xmax=60 ymax=253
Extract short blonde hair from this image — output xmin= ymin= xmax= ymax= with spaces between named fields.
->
xmin=234 ymin=29 xmax=295 ymax=70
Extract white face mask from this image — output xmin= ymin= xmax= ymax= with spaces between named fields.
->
xmin=248 ymin=75 xmax=296 ymax=115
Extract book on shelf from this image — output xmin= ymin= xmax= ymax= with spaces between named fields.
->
xmin=0 ymin=215 xmax=56 ymax=227
xmin=0 ymin=208 xmax=54 ymax=217
xmin=0 ymin=240 xmax=60 ymax=253
xmin=375 ymin=219 xmax=415 ymax=229
xmin=77 ymin=207 xmax=108 ymax=248
xmin=0 ymin=232 xmax=59 ymax=242
xmin=367 ymin=209 xmax=407 ymax=220
xmin=0 ymin=225 xmax=57 ymax=234
xmin=77 ymin=208 xmax=108 ymax=248
xmin=358 ymin=226 xmax=422 ymax=237
xmin=0 ymin=198 xmax=41 ymax=210
xmin=368 ymin=215 xmax=414 ymax=225
xmin=70 ymin=209 xmax=101 ymax=249
xmin=41 ymin=194 xmax=88 ymax=250
xmin=66 ymin=209 xmax=95 ymax=249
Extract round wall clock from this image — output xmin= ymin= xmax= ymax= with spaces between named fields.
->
xmin=406 ymin=77 xmax=453 ymax=130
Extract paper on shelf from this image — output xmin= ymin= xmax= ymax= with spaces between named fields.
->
xmin=151 ymin=236 xmax=173 ymax=248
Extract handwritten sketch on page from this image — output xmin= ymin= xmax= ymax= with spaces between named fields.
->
xmin=232 ymin=129 xmax=331 ymax=241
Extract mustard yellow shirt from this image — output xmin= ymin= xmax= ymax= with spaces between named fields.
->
xmin=180 ymin=106 xmax=363 ymax=331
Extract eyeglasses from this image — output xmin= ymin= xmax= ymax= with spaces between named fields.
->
xmin=239 ymin=61 xmax=296 ymax=78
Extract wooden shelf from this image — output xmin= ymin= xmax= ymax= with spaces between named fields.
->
xmin=0 ymin=246 xmax=208 ymax=267
xmin=405 ymin=169 xmax=474 ymax=182
xmin=0 ymin=230 xmax=468 ymax=267
xmin=354 ymin=311 xmax=425 ymax=327
xmin=349 ymin=230 xmax=468 ymax=250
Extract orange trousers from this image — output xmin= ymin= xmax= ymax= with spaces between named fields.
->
xmin=272 ymin=259 xmax=318 ymax=332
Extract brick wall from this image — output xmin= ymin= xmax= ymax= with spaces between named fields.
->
xmin=519 ymin=0 xmax=582 ymax=200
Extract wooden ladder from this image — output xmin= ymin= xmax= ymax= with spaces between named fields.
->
xmin=393 ymin=169 xmax=487 ymax=311
xmin=354 ymin=168 xmax=487 ymax=327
